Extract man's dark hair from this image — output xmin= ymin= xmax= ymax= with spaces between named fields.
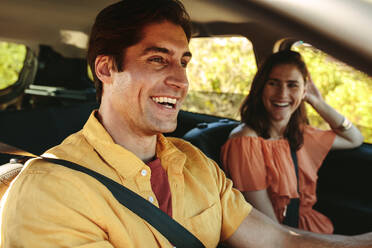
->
xmin=87 ymin=0 xmax=192 ymax=103
xmin=240 ymin=50 xmax=310 ymax=150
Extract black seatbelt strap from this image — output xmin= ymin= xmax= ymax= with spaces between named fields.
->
xmin=0 ymin=142 xmax=205 ymax=248
xmin=282 ymin=148 xmax=300 ymax=228
xmin=42 ymin=157 xmax=205 ymax=248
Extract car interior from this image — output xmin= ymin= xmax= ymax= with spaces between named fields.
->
xmin=0 ymin=0 xmax=371 ymax=236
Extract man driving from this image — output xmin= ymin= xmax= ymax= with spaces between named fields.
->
xmin=1 ymin=0 xmax=372 ymax=247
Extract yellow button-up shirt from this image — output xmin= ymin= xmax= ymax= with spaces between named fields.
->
xmin=1 ymin=111 xmax=251 ymax=248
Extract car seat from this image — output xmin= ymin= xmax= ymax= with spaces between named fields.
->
xmin=182 ymin=119 xmax=239 ymax=167
xmin=0 ymin=161 xmax=23 ymax=199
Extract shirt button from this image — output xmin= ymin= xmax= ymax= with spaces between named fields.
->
xmin=141 ymin=169 xmax=147 ymax=176
xmin=149 ymin=196 xmax=154 ymax=203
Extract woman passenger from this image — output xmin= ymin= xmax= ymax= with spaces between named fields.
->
xmin=220 ymin=50 xmax=363 ymax=233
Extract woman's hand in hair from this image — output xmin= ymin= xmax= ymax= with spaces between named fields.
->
xmin=303 ymin=76 xmax=364 ymax=149
xmin=304 ymin=76 xmax=324 ymax=108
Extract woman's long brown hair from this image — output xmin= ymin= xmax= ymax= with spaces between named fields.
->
xmin=240 ymin=50 xmax=309 ymax=150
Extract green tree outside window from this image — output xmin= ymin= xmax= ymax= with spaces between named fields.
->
xmin=0 ymin=42 xmax=27 ymax=90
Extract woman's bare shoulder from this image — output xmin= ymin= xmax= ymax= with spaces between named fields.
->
xmin=229 ymin=124 xmax=258 ymax=139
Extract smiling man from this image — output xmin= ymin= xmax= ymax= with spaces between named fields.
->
xmin=1 ymin=0 xmax=372 ymax=248
xmin=95 ymin=20 xmax=191 ymax=162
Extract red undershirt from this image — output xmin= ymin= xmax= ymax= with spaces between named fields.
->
xmin=146 ymin=158 xmax=172 ymax=217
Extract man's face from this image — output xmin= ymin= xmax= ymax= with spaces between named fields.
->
xmin=105 ymin=21 xmax=191 ymax=136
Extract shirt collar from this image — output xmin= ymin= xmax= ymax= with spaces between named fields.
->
xmin=156 ymin=134 xmax=186 ymax=175
xmin=82 ymin=110 xmax=185 ymax=178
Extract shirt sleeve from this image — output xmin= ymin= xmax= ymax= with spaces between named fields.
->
xmin=220 ymin=137 xmax=268 ymax=191
xmin=210 ymin=158 xmax=252 ymax=241
xmin=301 ymin=126 xmax=336 ymax=171
xmin=0 ymin=160 xmax=114 ymax=248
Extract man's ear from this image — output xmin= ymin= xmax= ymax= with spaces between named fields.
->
xmin=95 ymin=55 xmax=114 ymax=84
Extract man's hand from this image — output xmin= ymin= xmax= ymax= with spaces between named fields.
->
xmin=224 ymin=208 xmax=372 ymax=248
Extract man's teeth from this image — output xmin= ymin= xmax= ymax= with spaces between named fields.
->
xmin=152 ymin=97 xmax=177 ymax=106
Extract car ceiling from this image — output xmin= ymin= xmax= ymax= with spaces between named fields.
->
xmin=0 ymin=0 xmax=372 ymax=76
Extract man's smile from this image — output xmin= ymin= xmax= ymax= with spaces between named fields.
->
xmin=151 ymin=96 xmax=178 ymax=109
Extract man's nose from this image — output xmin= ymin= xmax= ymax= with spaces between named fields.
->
xmin=165 ymin=65 xmax=189 ymax=90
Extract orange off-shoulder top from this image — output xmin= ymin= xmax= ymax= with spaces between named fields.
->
xmin=220 ymin=125 xmax=336 ymax=233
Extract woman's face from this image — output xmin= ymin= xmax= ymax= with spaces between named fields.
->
xmin=262 ymin=63 xmax=306 ymax=125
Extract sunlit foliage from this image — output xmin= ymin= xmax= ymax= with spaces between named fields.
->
xmin=0 ymin=42 xmax=26 ymax=90
xmin=294 ymin=44 xmax=372 ymax=143
xmin=185 ymin=37 xmax=255 ymax=119
xmin=187 ymin=37 xmax=256 ymax=94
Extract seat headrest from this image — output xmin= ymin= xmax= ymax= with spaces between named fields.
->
xmin=183 ymin=119 xmax=239 ymax=166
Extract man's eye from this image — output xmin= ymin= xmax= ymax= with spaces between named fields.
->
xmin=288 ymin=83 xmax=299 ymax=88
xmin=149 ymin=57 xmax=166 ymax=64
xmin=181 ymin=60 xmax=189 ymax=68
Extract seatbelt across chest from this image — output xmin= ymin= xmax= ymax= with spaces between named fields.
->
xmin=282 ymin=148 xmax=300 ymax=228
xmin=0 ymin=141 xmax=205 ymax=248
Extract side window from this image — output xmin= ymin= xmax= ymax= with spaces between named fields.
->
xmin=184 ymin=37 xmax=257 ymax=120
xmin=0 ymin=42 xmax=27 ymax=90
xmin=292 ymin=42 xmax=372 ymax=143
xmin=0 ymin=41 xmax=27 ymax=110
